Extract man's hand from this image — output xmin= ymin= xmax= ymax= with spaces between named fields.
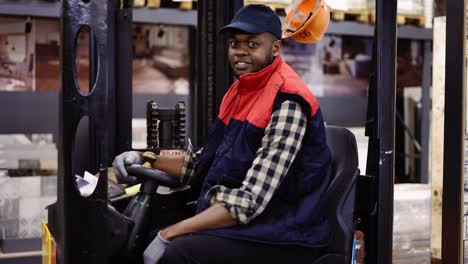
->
xmin=112 ymin=151 xmax=142 ymax=183
xmin=143 ymin=231 xmax=170 ymax=264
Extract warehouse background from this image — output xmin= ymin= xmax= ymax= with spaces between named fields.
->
xmin=0 ymin=0 xmax=459 ymax=263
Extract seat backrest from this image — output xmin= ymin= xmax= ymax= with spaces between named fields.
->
xmin=322 ymin=126 xmax=359 ymax=262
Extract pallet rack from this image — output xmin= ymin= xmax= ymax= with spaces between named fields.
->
xmin=0 ymin=0 xmax=433 ymax=180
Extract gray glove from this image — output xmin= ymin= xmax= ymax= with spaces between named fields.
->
xmin=112 ymin=151 xmax=142 ymax=183
xmin=143 ymin=231 xmax=170 ymax=264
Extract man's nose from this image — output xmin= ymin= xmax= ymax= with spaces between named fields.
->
xmin=233 ymin=46 xmax=248 ymax=56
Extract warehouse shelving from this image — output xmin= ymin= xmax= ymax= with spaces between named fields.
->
xmin=0 ymin=0 xmax=197 ymax=26
xmin=0 ymin=0 xmax=433 ymax=134
xmin=327 ymin=21 xmax=432 ymax=40
xmin=0 ymin=0 xmax=432 ymax=38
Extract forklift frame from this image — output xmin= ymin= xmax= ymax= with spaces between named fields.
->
xmin=442 ymin=0 xmax=466 ymax=262
xmin=56 ymin=0 xmax=132 ymax=263
xmin=363 ymin=1 xmax=397 ymax=263
xmin=54 ymin=0 xmax=467 ymax=263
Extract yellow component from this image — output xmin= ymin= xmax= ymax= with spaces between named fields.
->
xmin=142 ymin=151 xmax=158 ymax=168
xmin=179 ymin=1 xmax=193 ymax=10
xmin=134 ymin=0 xmax=146 ymax=7
xmin=244 ymin=0 xmax=292 ymax=11
xmin=42 ymin=221 xmax=56 ymax=264
xmin=125 ymin=183 xmax=142 ymax=194
xmin=147 ymin=0 xmax=161 ymax=8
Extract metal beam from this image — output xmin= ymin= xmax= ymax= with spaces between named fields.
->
xmin=441 ymin=0 xmax=466 ymax=262
xmin=375 ymin=1 xmax=397 ymax=263
xmin=57 ymin=1 xmax=120 ymax=263
xmin=420 ymin=40 xmax=432 ymax=184
xmin=115 ymin=5 xmax=133 ymax=155
xmin=0 ymin=0 xmax=197 ymax=26
xmin=326 ymin=22 xmax=432 ymax=40
xmin=362 ymin=1 xmax=397 ymax=263
xmin=194 ymin=0 xmax=238 ymax=147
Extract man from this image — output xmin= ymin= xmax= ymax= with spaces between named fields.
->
xmin=113 ymin=4 xmax=331 ymax=264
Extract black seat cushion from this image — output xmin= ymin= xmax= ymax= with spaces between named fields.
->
xmin=321 ymin=126 xmax=359 ymax=261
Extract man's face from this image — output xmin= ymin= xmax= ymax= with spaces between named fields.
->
xmin=228 ymin=32 xmax=282 ymax=76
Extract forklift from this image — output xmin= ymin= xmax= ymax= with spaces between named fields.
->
xmin=42 ymin=0 xmax=466 ymax=263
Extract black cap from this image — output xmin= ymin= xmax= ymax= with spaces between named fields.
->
xmin=219 ymin=4 xmax=282 ymax=40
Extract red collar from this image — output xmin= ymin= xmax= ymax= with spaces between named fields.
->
xmin=237 ymin=56 xmax=283 ymax=91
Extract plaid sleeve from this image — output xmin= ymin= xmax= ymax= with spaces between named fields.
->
xmin=180 ymin=139 xmax=203 ymax=185
xmin=205 ymin=100 xmax=307 ymax=224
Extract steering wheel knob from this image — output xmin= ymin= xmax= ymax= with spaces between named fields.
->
xmin=142 ymin=151 xmax=158 ymax=168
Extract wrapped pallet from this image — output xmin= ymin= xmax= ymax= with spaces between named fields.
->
xmin=244 ymin=0 xmax=292 ymax=5
xmin=326 ymin=0 xmax=368 ymax=11
xmin=367 ymin=0 xmax=424 ymax=16
xmin=134 ymin=0 xmax=146 ymax=7
xmin=397 ymin=0 xmax=424 ymax=15
xmin=325 ymin=0 xmax=369 ymax=22
xmin=393 ymin=184 xmax=431 ymax=264
xmin=244 ymin=0 xmax=293 ymax=11
xmin=423 ymin=0 xmax=433 ymax=28
xmin=147 ymin=0 xmax=161 ymax=8
xmin=171 ymin=0 xmax=194 ymax=10
xmin=367 ymin=0 xmax=425 ymax=26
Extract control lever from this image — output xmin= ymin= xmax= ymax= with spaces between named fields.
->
xmin=120 ymin=152 xmax=179 ymax=260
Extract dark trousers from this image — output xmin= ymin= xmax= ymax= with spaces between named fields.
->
xmin=159 ymin=234 xmax=322 ymax=264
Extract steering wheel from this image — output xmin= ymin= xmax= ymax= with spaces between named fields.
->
xmin=126 ymin=164 xmax=179 ymax=188
xmin=114 ymin=152 xmax=181 ymax=261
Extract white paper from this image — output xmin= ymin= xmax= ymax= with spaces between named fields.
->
xmin=75 ymin=171 xmax=98 ymax=197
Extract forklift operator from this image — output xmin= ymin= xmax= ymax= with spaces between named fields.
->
xmin=113 ymin=4 xmax=331 ymax=264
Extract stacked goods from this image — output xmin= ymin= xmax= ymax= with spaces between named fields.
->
xmin=134 ymin=0 xmax=146 ymax=7
xmin=393 ymin=184 xmax=430 ymax=264
xmin=397 ymin=0 xmax=424 ymax=15
xmin=133 ymin=0 xmax=196 ymax=9
xmin=423 ymin=0 xmax=433 ymax=28
xmin=326 ymin=0 xmax=368 ymax=11
xmin=147 ymin=0 xmax=161 ymax=8
xmin=244 ymin=0 xmax=292 ymax=5
xmin=367 ymin=0 xmax=424 ymax=15
xmin=244 ymin=0 xmax=293 ymax=12
xmin=171 ymin=0 xmax=194 ymax=10
xmin=152 ymin=48 xmax=188 ymax=79
xmin=326 ymin=0 xmax=369 ymax=22
xmin=367 ymin=0 xmax=425 ymax=26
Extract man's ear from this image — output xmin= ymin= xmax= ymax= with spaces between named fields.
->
xmin=272 ymin=39 xmax=282 ymax=57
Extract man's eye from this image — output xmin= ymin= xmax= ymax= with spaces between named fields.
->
xmin=248 ymin=42 xmax=257 ymax=48
xmin=229 ymin=41 xmax=238 ymax=47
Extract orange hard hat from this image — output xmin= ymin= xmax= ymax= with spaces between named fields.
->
xmin=282 ymin=0 xmax=330 ymax=43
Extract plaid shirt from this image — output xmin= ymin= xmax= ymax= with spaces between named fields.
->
xmin=181 ymin=100 xmax=307 ymax=224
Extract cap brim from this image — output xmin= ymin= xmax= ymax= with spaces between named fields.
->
xmin=218 ymin=21 xmax=264 ymax=35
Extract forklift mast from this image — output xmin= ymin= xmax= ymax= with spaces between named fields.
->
xmin=361 ymin=0 xmax=397 ymax=263
xmin=442 ymin=0 xmax=466 ymax=262
xmin=55 ymin=0 xmax=132 ymax=263
xmin=193 ymin=0 xmax=241 ymax=147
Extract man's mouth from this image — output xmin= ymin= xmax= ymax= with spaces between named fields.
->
xmin=233 ymin=61 xmax=251 ymax=71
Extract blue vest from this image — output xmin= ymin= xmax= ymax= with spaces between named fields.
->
xmin=193 ymin=56 xmax=331 ymax=248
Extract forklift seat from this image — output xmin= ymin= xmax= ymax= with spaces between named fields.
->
xmin=312 ymin=126 xmax=359 ymax=264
